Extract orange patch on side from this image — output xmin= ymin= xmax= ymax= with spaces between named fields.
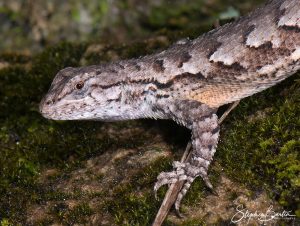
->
xmin=187 ymin=84 xmax=245 ymax=108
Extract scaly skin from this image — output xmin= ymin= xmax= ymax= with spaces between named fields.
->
xmin=40 ymin=0 xmax=299 ymax=214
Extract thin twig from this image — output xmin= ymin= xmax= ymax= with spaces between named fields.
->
xmin=218 ymin=100 xmax=240 ymax=124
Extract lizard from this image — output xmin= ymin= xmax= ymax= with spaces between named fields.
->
xmin=39 ymin=0 xmax=300 ymax=218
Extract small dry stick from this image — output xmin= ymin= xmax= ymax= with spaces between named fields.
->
xmin=218 ymin=100 xmax=240 ymax=124
xmin=152 ymin=100 xmax=240 ymax=226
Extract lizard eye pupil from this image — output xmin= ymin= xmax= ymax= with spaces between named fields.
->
xmin=76 ymin=82 xmax=84 ymax=90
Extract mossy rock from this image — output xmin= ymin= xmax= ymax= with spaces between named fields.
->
xmin=0 ymin=3 xmax=299 ymax=226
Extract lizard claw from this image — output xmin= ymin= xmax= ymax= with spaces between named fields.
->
xmin=154 ymin=184 xmax=160 ymax=200
xmin=202 ymin=176 xmax=218 ymax=196
xmin=203 ymin=176 xmax=213 ymax=190
xmin=211 ymin=189 xmax=219 ymax=196
xmin=175 ymin=208 xmax=185 ymax=218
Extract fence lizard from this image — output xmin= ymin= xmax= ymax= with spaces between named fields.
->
xmin=40 ymin=0 xmax=299 ymax=220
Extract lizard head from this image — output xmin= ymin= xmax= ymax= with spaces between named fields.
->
xmin=39 ymin=64 xmax=152 ymax=121
xmin=40 ymin=66 xmax=98 ymax=120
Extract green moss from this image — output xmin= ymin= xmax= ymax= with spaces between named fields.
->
xmin=104 ymin=156 xmax=172 ymax=225
xmin=83 ymin=37 xmax=172 ymax=66
xmin=49 ymin=202 xmax=93 ymax=224
xmin=145 ymin=0 xmax=265 ymax=33
xmin=0 ymin=42 xmax=98 ymax=223
xmin=0 ymin=219 xmax=11 ymax=226
xmin=0 ymin=52 xmax=31 ymax=64
xmin=145 ymin=0 xmax=216 ymax=30
xmin=228 ymin=191 xmax=239 ymax=201
xmin=109 ymin=193 xmax=154 ymax=225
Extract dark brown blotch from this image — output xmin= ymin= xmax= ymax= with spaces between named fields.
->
xmin=216 ymin=61 xmax=247 ymax=71
xmin=280 ymin=25 xmax=300 ymax=33
xmin=211 ymin=127 xmax=220 ymax=134
xmin=135 ymin=64 xmax=141 ymax=71
xmin=148 ymin=86 xmax=157 ymax=92
xmin=256 ymin=65 xmax=263 ymax=70
xmin=243 ymin=24 xmax=256 ymax=44
xmin=177 ymin=52 xmax=192 ymax=68
xmin=274 ymin=5 xmax=286 ymax=25
xmin=207 ymin=41 xmax=222 ymax=59
xmin=157 ymin=94 xmax=170 ymax=98
xmin=118 ymin=63 xmax=125 ymax=69
xmin=258 ymin=74 xmax=270 ymax=79
xmin=254 ymin=41 xmax=273 ymax=50
xmin=173 ymin=72 xmax=206 ymax=81
xmin=153 ymin=59 xmax=165 ymax=73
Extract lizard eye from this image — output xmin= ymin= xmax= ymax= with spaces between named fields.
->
xmin=75 ymin=81 xmax=84 ymax=90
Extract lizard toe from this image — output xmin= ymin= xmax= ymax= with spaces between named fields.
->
xmin=174 ymin=176 xmax=195 ymax=216
xmin=200 ymin=173 xmax=218 ymax=196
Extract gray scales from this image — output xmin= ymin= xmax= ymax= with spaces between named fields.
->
xmin=40 ymin=0 xmax=300 ymax=221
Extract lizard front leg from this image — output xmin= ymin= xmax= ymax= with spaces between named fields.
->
xmin=153 ymin=100 xmax=219 ymax=213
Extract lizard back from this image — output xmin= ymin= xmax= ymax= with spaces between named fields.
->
xmin=113 ymin=0 xmax=300 ymax=107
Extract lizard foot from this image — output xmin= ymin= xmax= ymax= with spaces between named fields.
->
xmin=154 ymin=161 xmax=188 ymax=200
xmin=154 ymin=160 xmax=213 ymax=213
